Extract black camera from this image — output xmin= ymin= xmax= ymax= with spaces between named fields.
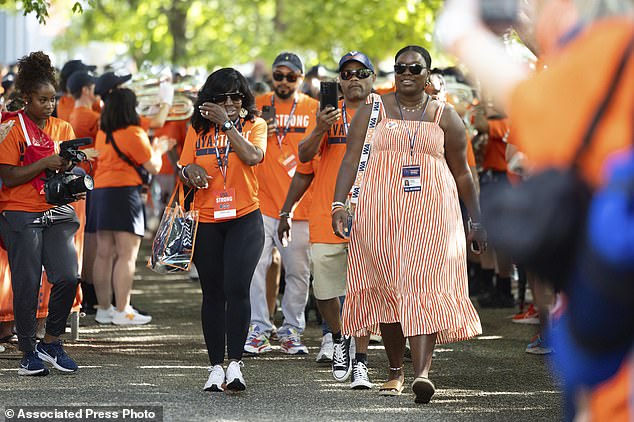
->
xmin=44 ymin=138 xmax=94 ymax=206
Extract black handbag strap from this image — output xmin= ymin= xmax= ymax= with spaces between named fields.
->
xmin=573 ymin=31 xmax=634 ymax=163
xmin=106 ymin=131 xmax=149 ymax=182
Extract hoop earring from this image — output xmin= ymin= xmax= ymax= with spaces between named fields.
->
xmin=239 ymin=108 xmax=248 ymax=118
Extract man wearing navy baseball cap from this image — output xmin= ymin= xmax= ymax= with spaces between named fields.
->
xmin=57 ymin=59 xmax=97 ymax=122
xmin=278 ymin=50 xmax=376 ymax=389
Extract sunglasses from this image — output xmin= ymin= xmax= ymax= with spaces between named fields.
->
xmin=340 ymin=68 xmax=374 ymax=81
xmin=272 ymin=72 xmax=299 ymax=83
xmin=393 ymin=63 xmax=426 ymax=75
xmin=211 ymin=92 xmax=244 ymax=104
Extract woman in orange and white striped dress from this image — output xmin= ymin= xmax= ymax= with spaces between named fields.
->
xmin=332 ymin=45 xmax=486 ymax=404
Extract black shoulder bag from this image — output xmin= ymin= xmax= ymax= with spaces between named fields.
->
xmin=106 ymin=131 xmax=153 ymax=186
xmin=481 ymin=33 xmax=634 ymax=289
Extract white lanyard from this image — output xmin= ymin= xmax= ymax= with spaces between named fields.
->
xmin=349 ymin=94 xmax=381 ymax=205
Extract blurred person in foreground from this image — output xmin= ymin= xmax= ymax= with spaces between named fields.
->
xmin=331 ymin=45 xmax=485 ymax=404
xmin=436 ymin=0 xmax=634 ymax=419
xmin=90 ymin=88 xmax=170 ymax=326
xmin=279 ymin=51 xmax=376 ymax=388
xmin=178 ymin=68 xmax=266 ymax=393
xmin=0 ymin=52 xmax=81 ymax=376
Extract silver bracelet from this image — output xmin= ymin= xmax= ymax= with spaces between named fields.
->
xmin=331 ymin=201 xmax=346 ymax=211
xmin=279 ymin=210 xmax=291 ymax=219
xmin=181 ymin=165 xmax=190 ymax=180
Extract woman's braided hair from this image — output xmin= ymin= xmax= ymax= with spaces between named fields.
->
xmin=15 ymin=51 xmax=58 ymax=96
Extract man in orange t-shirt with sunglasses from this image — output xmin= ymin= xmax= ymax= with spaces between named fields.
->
xmin=245 ymin=52 xmax=317 ymax=356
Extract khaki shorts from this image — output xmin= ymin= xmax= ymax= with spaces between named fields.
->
xmin=311 ymin=243 xmax=348 ymax=300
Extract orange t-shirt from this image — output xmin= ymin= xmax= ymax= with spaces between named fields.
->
xmin=179 ymin=118 xmax=267 ymax=223
xmin=68 ymin=107 xmax=100 ymax=144
xmin=466 ymin=133 xmax=476 ymax=168
xmin=154 ymin=120 xmax=188 ymax=175
xmin=93 ymin=126 xmax=153 ymax=188
xmin=482 ymin=117 xmax=509 ymax=172
xmin=255 ymin=92 xmax=317 ymax=220
xmin=0 ymin=117 xmax=76 ymax=212
xmin=297 ymin=99 xmax=354 ymax=244
xmin=57 ymin=96 xmax=100 ymax=122
xmin=510 ymin=18 xmax=634 ymax=188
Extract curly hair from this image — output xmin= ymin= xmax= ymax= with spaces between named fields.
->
xmin=191 ymin=68 xmax=258 ymax=135
xmin=14 ymin=51 xmax=58 ymax=96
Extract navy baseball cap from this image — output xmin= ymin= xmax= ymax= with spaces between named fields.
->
xmin=95 ymin=72 xmax=132 ymax=98
xmin=60 ymin=60 xmax=96 ymax=80
xmin=67 ymin=71 xmax=96 ymax=97
xmin=338 ymin=51 xmax=375 ymax=73
xmin=272 ymin=52 xmax=304 ymax=74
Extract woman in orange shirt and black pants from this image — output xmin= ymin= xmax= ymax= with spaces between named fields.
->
xmin=0 ymin=52 xmax=80 ymax=376
xmin=179 ymin=68 xmax=266 ymax=393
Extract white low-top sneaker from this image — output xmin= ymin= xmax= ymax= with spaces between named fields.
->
xmin=112 ymin=306 xmax=152 ymax=325
xmin=95 ymin=305 xmax=115 ymax=324
xmin=316 ymin=333 xmax=334 ymax=363
xmin=225 ymin=361 xmax=246 ymax=392
xmin=203 ymin=365 xmax=225 ymax=392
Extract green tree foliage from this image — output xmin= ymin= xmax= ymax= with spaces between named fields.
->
xmin=0 ymin=0 xmax=85 ymax=24
xmin=53 ymin=0 xmax=444 ymax=69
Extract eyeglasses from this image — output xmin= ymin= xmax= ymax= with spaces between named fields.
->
xmin=340 ymin=68 xmax=374 ymax=81
xmin=211 ymin=92 xmax=244 ymax=104
xmin=393 ymin=63 xmax=426 ymax=75
xmin=272 ymin=72 xmax=299 ymax=83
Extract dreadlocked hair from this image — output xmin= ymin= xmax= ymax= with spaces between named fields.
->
xmin=15 ymin=51 xmax=58 ymax=96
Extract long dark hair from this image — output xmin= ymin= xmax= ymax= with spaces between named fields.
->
xmin=15 ymin=51 xmax=57 ymax=96
xmin=191 ymin=68 xmax=258 ymax=135
xmin=100 ymin=88 xmax=140 ymax=133
xmin=395 ymin=45 xmax=432 ymax=70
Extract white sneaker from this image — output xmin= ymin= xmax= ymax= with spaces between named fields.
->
xmin=111 ymin=306 xmax=152 ymax=325
xmin=225 ymin=361 xmax=246 ymax=392
xmin=95 ymin=305 xmax=115 ymax=324
xmin=203 ymin=365 xmax=225 ymax=392
xmin=316 ymin=333 xmax=334 ymax=363
xmin=350 ymin=360 xmax=373 ymax=389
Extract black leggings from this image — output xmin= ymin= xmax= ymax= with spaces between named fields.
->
xmin=193 ymin=209 xmax=264 ymax=365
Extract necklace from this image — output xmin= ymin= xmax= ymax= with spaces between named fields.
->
xmin=396 ymin=93 xmax=427 ymax=113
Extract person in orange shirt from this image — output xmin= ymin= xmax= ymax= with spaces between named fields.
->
xmin=278 ymin=51 xmax=376 ymax=388
xmin=0 ymin=52 xmax=82 ymax=376
xmin=245 ymin=52 xmax=318 ymax=356
xmin=90 ymin=88 xmax=168 ymax=326
xmin=178 ymin=68 xmax=266 ymax=392
xmin=67 ymin=71 xmax=100 ymax=144
xmin=437 ymin=0 xmax=633 ymax=419
xmin=57 ymin=59 xmax=97 ymax=122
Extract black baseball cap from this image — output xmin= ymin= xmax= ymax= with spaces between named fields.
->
xmin=338 ymin=51 xmax=375 ymax=73
xmin=272 ymin=52 xmax=304 ymax=75
xmin=60 ymin=60 xmax=97 ymax=80
xmin=67 ymin=71 xmax=96 ymax=97
xmin=1 ymin=73 xmax=15 ymax=90
xmin=95 ymin=72 xmax=132 ymax=98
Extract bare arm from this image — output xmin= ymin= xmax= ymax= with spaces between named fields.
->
xmin=278 ymin=171 xmax=315 ymax=243
xmin=225 ymin=126 xmax=264 ymax=166
xmin=148 ymin=103 xmax=170 ymax=129
xmin=298 ymin=106 xmax=339 ymax=163
xmin=0 ymin=155 xmax=67 ymax=188
xmin=332 ymin=103 xmax=372 ymax=204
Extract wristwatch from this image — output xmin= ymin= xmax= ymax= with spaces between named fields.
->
xmin=221 ymin=120 xmax=234 ymax=132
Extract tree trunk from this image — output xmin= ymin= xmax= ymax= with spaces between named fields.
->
xmin=167 ymin=0 xmax=188 ymax=66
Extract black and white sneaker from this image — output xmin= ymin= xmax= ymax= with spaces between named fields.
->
xmin=332 ymin=336 xmax=352 ymax=382
xmin=350 ymin=360 xmax=373 ymax=389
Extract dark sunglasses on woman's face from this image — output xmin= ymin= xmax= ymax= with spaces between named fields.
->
xmin=211 ymin=92 xmax=244 ymax=104
xmin=340 ymin=68 xmax=374 ymax=81
xmin=272 ymin=72 xmax=299 ymax=83
xmin=394 ymin=63 xmax=426 ymax=75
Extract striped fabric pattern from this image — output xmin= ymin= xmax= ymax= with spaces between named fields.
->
xmin=342 ymin=100 xmax=482 ymax=343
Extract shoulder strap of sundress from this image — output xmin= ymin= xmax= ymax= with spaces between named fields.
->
xmin=433 ymin=100 xmax=445 ymax=125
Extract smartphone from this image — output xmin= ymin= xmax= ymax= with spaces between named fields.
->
xmin=480 ymin=0 xmax=518 ymax=33
xmin=261 ymin=105 xmax=276 ymax=121
xmin=320 ymin=81 xmax=339 ymax=111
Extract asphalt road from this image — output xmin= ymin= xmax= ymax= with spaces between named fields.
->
xmin=0 ymin=242 xmax=561 ymax=422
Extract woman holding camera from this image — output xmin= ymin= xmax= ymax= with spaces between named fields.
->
xmin=90 ymin=88 xmax=169 ymax=326
xmin=179 ymin=68 xmax=266 ymax=393
xmin=0 ymin=51 xmax=81 ymax=376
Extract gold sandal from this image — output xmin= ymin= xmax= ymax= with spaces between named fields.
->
xmin=412 ymin=377 xmax=435 ymax=404
xmin=379 ymin=367 xmax=405 ymax=396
